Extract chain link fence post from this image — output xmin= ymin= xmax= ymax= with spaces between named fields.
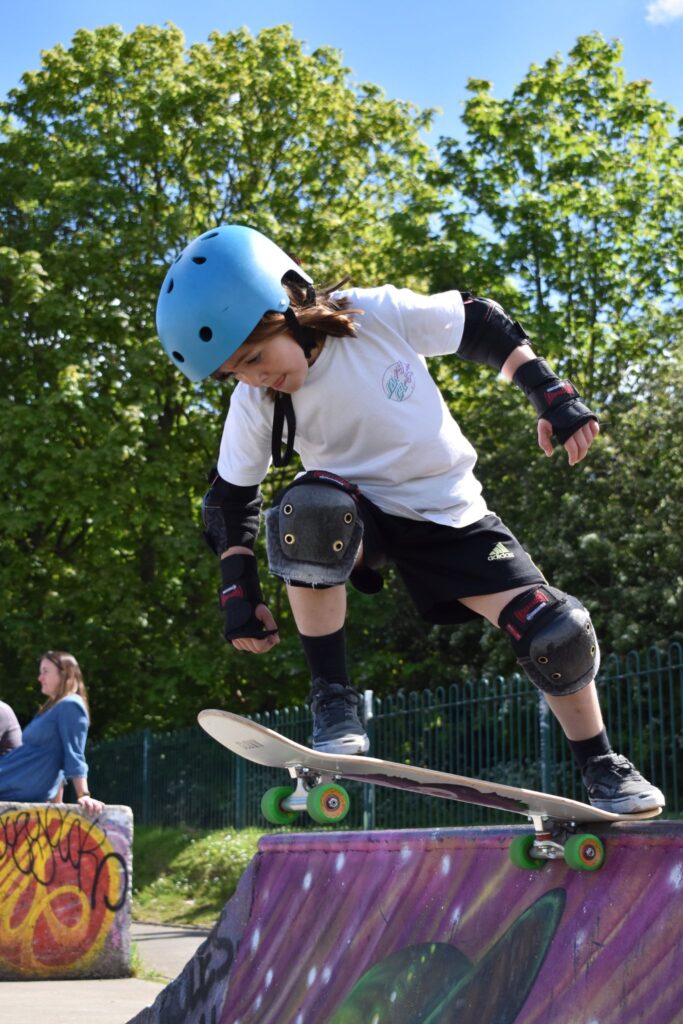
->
xmin=362 ymin=690 xmax=375 ymax=830
xmin=538 ymin=692 xmax=552 ymax=794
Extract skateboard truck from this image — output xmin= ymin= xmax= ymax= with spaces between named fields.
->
xmin=510 ymin=814 xmax=606 ymax=871
xmin=260 ymin=765 xmax=351 ymax=826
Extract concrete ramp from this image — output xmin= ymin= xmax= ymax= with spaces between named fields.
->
xmin=129 ymin=822 xmax=683 ymax=1024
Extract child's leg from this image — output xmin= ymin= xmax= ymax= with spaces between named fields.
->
xmin=461 ymin=587 xmax=600 ymax=723
xmin=461 ymin=586 xmax=606 ymax=739
xmin=543 ymin=686 xmax=603 ymax=742
xmin=287 ymin=582 xmax=368 ymax=754
xmin=459 ymin=587 xmax=664 ymax=810
xmin=265 ymin=475 xmax=372 ymax=754
xmin=288 ymin=582 xmax=351 ymax=685
xmin=287 ymin=583 xmax=347 ymax=636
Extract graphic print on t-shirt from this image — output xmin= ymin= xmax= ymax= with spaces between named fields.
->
xmin=383 ymin=360 xmax=415 ymax=402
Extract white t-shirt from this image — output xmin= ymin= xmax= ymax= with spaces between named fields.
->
xmin=217 ymin=285 xmax=489 ymax=528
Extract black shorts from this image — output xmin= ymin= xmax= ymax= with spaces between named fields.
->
xmin=351 ymin=501 xmax=546 ymax=625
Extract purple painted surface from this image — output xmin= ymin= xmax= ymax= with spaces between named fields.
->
xmin=131 ymin=824 xmax=683 ymax=1024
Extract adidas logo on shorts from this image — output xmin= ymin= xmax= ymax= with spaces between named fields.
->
xmin=488 ymin=542 xmax=515 ymax=561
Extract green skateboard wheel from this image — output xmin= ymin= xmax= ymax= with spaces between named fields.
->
xmin=509 ymin=834 xmax=544 ymax=869
xmin=564 ymin=833 xmax=605 ymax=871
xmin=306 ymin=783 xmax=350 ymax=824
xmin=261 ymin=786 xmax=298 ymax=825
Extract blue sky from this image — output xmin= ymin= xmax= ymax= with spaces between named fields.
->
xmin=2 ymin=0 xmax=682 ymax=144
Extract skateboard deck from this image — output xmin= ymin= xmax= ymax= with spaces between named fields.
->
xmin=198 ymin=709 xmax=661 ymax=870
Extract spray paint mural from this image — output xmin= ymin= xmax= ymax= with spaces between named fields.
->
xmin=0 ymin=802 xmax=132 ymax=979
xmin=131 ymin=822 xmax=683 ymax=1024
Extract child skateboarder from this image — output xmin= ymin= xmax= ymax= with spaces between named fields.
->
xmin=156 ymin=224 xmax=664 ymax=814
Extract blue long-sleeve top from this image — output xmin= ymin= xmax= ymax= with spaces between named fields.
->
xmin=0 ymin=694 xmax=89 ymax=802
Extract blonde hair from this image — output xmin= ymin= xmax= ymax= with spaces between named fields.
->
xmin=39 ymin=650 xmax=91 ymax=718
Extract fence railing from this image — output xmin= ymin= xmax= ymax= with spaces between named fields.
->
xmin=88 ymin=643 xmax=682 ymax=831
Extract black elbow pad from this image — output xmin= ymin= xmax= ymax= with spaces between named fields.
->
xmin=202 ymin=468 xmax=262 ymax=554
xmin=458 ymin=293 xmax=530 ymax=371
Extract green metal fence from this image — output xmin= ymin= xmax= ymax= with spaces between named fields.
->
xmin=88 ymin=643 xmax=682 ymax=830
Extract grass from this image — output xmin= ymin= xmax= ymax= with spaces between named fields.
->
xmin=132 ymin=825 xmax=267 ymax=926
xmin=129 ymin=942 xmax=168 ymax=984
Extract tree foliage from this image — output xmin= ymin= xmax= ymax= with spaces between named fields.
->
xmin=437 ymin=34 xmax=682 ymax=382
xmin=426 ymin=32 xmax=683 ymax=676
xmin=0 ymin=27 xmax=680 ymax=736
xmin=0 ymin=24 xmax=441 ymax=731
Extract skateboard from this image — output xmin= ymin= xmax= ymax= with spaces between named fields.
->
xmin=198 ymin=709 xmax=661 ymax=871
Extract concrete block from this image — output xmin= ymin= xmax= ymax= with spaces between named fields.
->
xmin=0 ymin=802 xmax=133 ymax=979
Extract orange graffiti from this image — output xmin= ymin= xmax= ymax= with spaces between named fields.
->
xmin=0 ymin=807 xmax=127 ymax=977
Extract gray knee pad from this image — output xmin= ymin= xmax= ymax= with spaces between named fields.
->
xmin=499 ymin=586 xmax=600 ymax=696
xmin=265 ymin=471 xmax=363 ymax=587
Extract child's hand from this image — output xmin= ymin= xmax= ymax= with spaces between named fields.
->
xmin=231 ymin=604 xmax=280 ymax=654
xmin=537 ymin=418 xmax=599 ymax=466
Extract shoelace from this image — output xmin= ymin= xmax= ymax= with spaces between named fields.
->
xmin=611 ymin=756 xmax=642 ymax=778
xmin=586 ymin=754 xmax=639 ymax=780
xmin=309 ymin=682 xmax=360 ymax=725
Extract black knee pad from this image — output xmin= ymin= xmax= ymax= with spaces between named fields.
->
xmin=265 ymin=471 xmax=363 ymax=587
xmin=499 ymin=586 xmax=600 ymax=696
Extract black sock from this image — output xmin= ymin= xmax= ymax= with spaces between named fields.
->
xmin=569 ymin=728 xmax=612 ymax=771
xmin=299 ymin=628 xmax=349 ymax=686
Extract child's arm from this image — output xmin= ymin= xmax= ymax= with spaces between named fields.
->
xmin=202 ymin=470 xmax=279 ymax=653
xmin=502 ymin=345 xmax=599 ymax=466
xmin=218 ymin=548 xmax=279 ymax=653
xmin=457 ymin=294 xmax=598 ymax=466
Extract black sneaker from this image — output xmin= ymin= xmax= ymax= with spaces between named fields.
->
xmin=582 ymin=753 xmax=665 ymax=814
xmin=309 ymin=678 xmax=370 ymax=755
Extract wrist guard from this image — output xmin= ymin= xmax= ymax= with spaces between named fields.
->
xmin=513 ymin=358 xmax=598 ymax=444
xmin=219 ymin=554 xmax=275 ymax=643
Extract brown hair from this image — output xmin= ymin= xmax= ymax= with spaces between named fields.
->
xmin=255 ymin=277 xmax=359 ymax=340
xmin=212 ymin=278 xmax=361 ymax=396
xmin=39 ymin=650 xmax=91 ymax=718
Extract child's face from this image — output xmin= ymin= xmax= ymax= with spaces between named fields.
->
xmin=216 ymin=333 xmax=310 ymax=393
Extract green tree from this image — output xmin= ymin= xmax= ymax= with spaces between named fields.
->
xmin=0 ymin=23 xmax=442 ymax=733
xmin=553 ymin=347 xmax=683 ymax=651
xmin=428 ymin=32 xmax=683 ymax=669
xmin=437 ymin=33 xmax=682 ymax=381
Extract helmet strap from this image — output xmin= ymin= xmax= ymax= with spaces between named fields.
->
xmin=284 ymin=307 xmax=317 ymax=358
xmin=272 ymin=393 xmax=296 ymax=468
xmin=272 ymin=301 xmax=317 ymax=467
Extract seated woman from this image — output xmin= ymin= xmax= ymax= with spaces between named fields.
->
xmin=0 ymin=700 xmax=21 ymax=755
xmin=0 ymin=650 xmax=103 ymax=814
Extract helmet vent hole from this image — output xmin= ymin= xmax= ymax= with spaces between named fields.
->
xmin=203 ymin=231 xmax=219 ymax=239
xmin=174 ymin=254 xmax=182 ymax=264
xmin=166 ymin=279 xmax=174 ymax=294
xmin=199 ymin=327 xmax=213 ymax=342
xmin=172 ymin=351 xmax=185 ymax=363
xmin=192 ymin=257 xmax=207 ymax=265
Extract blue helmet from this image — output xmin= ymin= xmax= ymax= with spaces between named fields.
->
xmin=156 ymin=224 xmax=313 ymax=382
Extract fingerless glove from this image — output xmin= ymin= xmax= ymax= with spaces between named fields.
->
xmin=219 ymin=554 xmax=276 ymax=644
xmin=513 ymin=358 xmax=598 ymax=444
